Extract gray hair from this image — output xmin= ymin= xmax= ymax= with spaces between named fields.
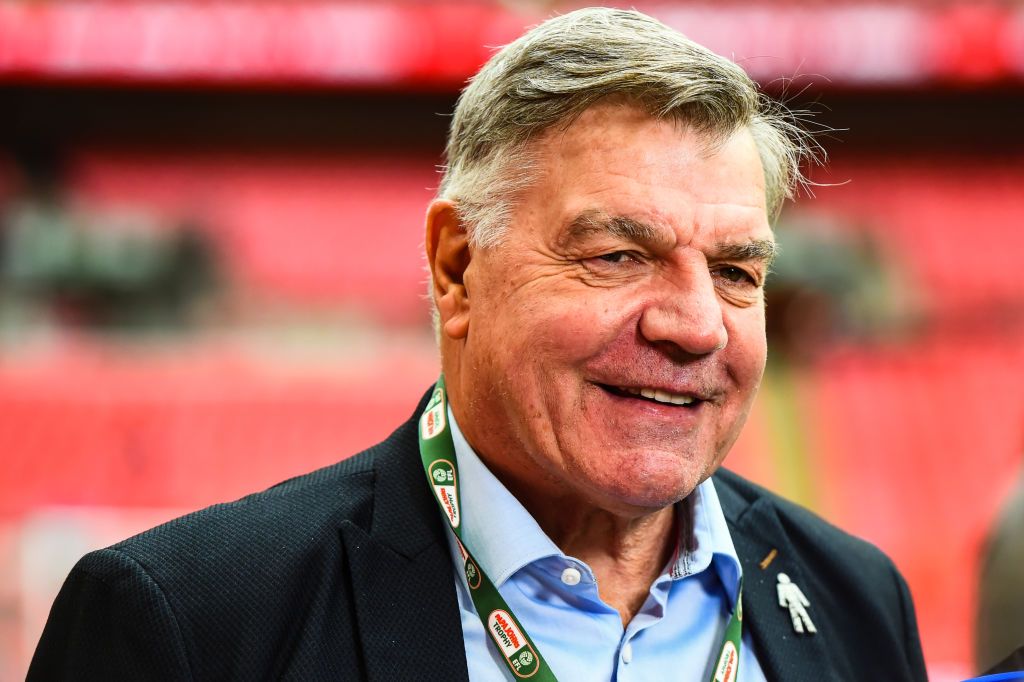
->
xmin=437 ymin=7 xmax=816 ymax=249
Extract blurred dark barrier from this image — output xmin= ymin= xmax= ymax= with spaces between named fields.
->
xmin=0 ymin=2 xmax=1022 ymax=88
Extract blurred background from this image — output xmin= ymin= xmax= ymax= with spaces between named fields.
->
xmin=1 ymin=0 xmax=1023 ymax=678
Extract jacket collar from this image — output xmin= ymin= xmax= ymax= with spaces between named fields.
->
xmin=715 ymin=469 xmax=839 ymax=682
xmin=365 ymin=389 xmax=448 ymax=559
xmin=342 ymin=392 xmax=470 ymax=682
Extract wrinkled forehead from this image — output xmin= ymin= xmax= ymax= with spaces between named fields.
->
xmin=523 ymin=104 xmax=765 ymax=199
xmin=529 ymin=105 xmax=766 ymax=207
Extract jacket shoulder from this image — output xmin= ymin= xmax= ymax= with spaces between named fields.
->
xmin=713 ymin=467 xmax=927 ymax=681
xmin=114 ymin=445 xmax=378 ymax=564
xmin=36 ymin=443 xmax=388 ymax=680
xmin=714 ymin=466 xmax=894 ymax=567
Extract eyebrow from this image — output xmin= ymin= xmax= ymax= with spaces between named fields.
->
xmin=560 ymin=210 xmax=777 ymax=266
xmin=713 ymin=239 xmax=777 ymax=267
xmin=559 ymin=210 xmax=670 ymax=250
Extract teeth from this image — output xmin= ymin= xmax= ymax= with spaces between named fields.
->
xmin=621 ymin=387 xmax=695 ymax=405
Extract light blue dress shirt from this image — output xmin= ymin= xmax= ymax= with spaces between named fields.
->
xmin=445 ymin=408 xmax=768 ymax=681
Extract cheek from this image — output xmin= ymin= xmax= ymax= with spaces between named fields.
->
xmin=744 ymin=332 xmax=768 ymax=383
xmin=727 ymin=307 xmax=767 ymax=379
xmin=515 ymin=294 xmax=622 ymax=361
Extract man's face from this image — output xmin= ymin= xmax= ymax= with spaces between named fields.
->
xmin=445 ymin=103 xmax=773 ymax=516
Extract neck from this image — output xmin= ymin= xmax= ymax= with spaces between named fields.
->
xmin=508 ymin=479 xmax=685 ymax=626
xmin=441 ymin=368 xmax=688 ymax=625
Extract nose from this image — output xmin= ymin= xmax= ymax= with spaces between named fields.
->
xmin=638 ymin=265 xmax=727 ymax=356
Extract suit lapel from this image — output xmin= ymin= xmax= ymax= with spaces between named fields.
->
xmin=342 ymin=404 xmax=470 ymax=682
xmin=342 ymin=523 xmax=468 ymax=681
xmin=717 ymin=476 xmax=839 ymax=682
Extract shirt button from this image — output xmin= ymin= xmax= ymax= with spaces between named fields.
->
xmin=621 ymin=642 xmax=633 ymax=664
xmin=560 ymin=566 xmax=582 ymax=586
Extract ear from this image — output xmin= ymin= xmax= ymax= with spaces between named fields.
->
xmin=425 ymin=199 xmax=471 ymax=339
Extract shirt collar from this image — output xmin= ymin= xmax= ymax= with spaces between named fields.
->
xmin=447 ymin=406 xmax=743 ymax=603
xmin=678 ymin=474 xmax=744 ymax=609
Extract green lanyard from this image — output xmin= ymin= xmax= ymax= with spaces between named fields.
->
xmin=418 ymin=377 xmax=744 ymax=682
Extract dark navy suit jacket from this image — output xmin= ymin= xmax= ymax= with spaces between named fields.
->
xmin=29 ymin=395 xmax=928 ymax=681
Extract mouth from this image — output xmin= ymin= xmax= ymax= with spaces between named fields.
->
xmin=597 ymin=384 xmax=704 ymax=408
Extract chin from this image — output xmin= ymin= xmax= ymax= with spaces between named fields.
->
xmin=580 ymin=455 xmax=713 ymax=514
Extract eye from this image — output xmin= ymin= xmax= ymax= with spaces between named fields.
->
xmin=598 ymin=248 xmax=630 ymax=261
xmin=580 ymin=250 xmax=648 ymax=279
xmin=714 ymin=265 xmax=757 ymax=285
xmin=595 ymin=251 xmax=639 ymax=264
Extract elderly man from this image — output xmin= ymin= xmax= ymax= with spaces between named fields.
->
xmin=31 ymin=8 xmax=926 ymax=681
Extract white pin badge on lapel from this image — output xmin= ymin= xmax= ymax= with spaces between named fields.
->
xmin=777 ymin=572 xmax=817 ymax=634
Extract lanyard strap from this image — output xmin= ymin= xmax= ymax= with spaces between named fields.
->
xmin=417 ymin=377 xmax=743 ymax=682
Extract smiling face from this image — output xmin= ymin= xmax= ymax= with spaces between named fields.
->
xmin=432 ymin=103 xmax=774 ymax=518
